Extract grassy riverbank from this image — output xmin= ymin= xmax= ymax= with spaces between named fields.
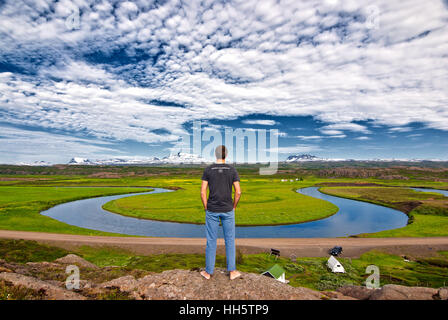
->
xmin=0 ymin=164 xmax=448 ymax=236
xmin=0 ymin=186 xmax=152 ymax=235
xmin=102 ymin=177 xmax=338 ymax=225
xmin=320 ymin=186 xmax=448 ymax=237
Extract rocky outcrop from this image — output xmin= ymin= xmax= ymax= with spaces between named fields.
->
xmin=1 ymin=256 xmax=447 ymax=300
xmin=369 ymin=284 xmax=438 ymax=300
xmin=0 ymin=266 xmax=13 ymax=273
xmin=131 ymin=269 xmax=326 ymax=300
xmin=0 ymin=272 xmax=85 ymax=300
xmin=99 ymin=275 xmax=138 ymax=293
xmin=336 ymin=285 xmax=375 ymax=300
xmin=54 ymin=254 xmax=99 ymax=269
xmin=437 ymin=287 xmax=448 ymax=300
xmin=337 ymin=284 xmax=448 ymax=300
xmin=322 ymin=291 xmax=357 ymax=300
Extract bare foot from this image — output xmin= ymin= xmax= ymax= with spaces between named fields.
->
xmin=200 ymin=270 xmax=211 ymax=280
xmin=229 ymin=270 xmax=241 ymax=280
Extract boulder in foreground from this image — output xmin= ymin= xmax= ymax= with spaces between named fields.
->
xmin=54 ymin=254 xmax=99 ymax=269
xmin=131 ymin=269 xmax=326 ymax=300
xmin=369 ymin=284 xmax=438 ymax=300
xmin=0 ymin=272 xmax=85 ymax=300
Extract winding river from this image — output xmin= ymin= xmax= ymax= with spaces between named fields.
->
xmin=40 ymin=186 xmax=414 ymax=238
xmin=412 ymin=188 xmax=448 ymax=197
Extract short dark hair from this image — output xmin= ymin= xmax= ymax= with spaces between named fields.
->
xmin=215 ymin=145 xmax=228 ymax=160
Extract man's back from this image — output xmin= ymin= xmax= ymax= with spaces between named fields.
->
xmin=202 ymin=163 xmax=239 ymax=213
xmin=200 ymin=145 xmax=242 ymax=280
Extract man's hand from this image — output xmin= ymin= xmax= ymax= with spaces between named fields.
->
xmin=233 ymin=181 xmax=242 ymax=210
xmin=201 ymin=180 xmax=208 ymax=210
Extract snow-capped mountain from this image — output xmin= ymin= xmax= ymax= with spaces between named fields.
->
xmin=67 ymin=152 xmax=208 ymax=165
xmin=161 ymin=152 xmax=207 ymax=164
xmin=16 ymin=160 xmax=52 ymax=166
xmin=68 ymin=157 xmax=94 ymax=165
xmin=285 ymin=155 xmax=446 ymax=163
xmin=13 ymin=154 xmax=447 ymax=166
xmin=285 ymin=154 xmax=322 ymax=162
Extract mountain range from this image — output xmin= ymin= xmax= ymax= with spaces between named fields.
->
xmin=67 ymin=152 xmax=208 ymax=165
xmin=13 ymin=153 xmax=446 ymax=166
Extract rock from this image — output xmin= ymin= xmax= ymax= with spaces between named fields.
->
xmin=26 ymin=262 xmax=62 ymax=269
xmin=437 ymin=287 xmax=448 ymax=300
xmin=323 ymin=291 xmax=358 ymax=300
xmin=0 ymin=260 xmax=27 ymax=274
xmin=369 ymin=284 xmax=438 ymax=300
xmin=76 ymin=280 xmax=95 ymax=290
xmin=132 ymin=269 xmax=328 ymax=300
xmin=0 ymin=272 xmax=86 ymax=300
xmin=337 ymin=285 xmax=375 ymax=300
xmin=54 ymin=254 xmax=98 ymax=269
xmin=46 ymin=280 xmax=64 ymax=287
xmin=0 ymin=266 xmax=13 ymax=273
xmin=0 ymin=259 xmax=24 ymax=272
xmin=99 ymin=276 xmax=138 ymax=292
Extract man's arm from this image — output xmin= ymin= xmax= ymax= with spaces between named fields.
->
xmin=233 ymin=181 xmax=242 ymax=210
xmin=201 ymin=180 xmax=208 ymax=210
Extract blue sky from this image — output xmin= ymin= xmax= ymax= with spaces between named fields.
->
xmin=0 ymin=0 xmax=447 ymax=163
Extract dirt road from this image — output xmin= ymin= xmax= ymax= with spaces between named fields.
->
xmin=1 ymin=230 xmax=448 ymax=257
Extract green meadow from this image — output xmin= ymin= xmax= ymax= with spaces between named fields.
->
xmin=0 ymin=186 xmax=152 ymax=235
xmin=320 ymin=186 xmax=448 ymax=237
xmin=0 ymin=164 xmax=447 ymax=236
xmin=102 ymin=177 xmax=338 ymax=225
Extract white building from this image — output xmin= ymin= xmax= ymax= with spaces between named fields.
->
xmin=262 ymin=264 xmax=288 ymax=283
xmin=327 ymin=256 xmax=345 ymax=273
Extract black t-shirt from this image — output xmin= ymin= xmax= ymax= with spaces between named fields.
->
xmin=201 ymin=163 xmax=240 ymax=213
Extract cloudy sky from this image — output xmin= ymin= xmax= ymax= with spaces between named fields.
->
xmin=0 ymin=0 xmax=447 ymax=163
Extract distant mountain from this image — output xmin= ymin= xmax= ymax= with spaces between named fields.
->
xmin=284 ymin=154 xmax=446 ymax=163
xmin=67 ymin=152 xmax=208 ymax=165
xmin=285 ymin=154 xmax=322 ymax=162
xmin=160 ymin=152 xmax=207 ymax=164
xmin=16 ymin=160 xmax=52 ymax=166
xmin=68 ymin=157 xmax=93 ymax=165
xmin=12 ymin=154 xmax=447 ymax=166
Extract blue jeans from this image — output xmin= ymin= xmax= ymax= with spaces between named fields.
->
xmin=205 ymin=209 xmax=236 ymax=275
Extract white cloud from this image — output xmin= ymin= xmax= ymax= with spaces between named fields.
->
xmin=0 ymin=0 xmax=447 ymax=162
xmin=296 ymin=135 xmax=323 ymax=140
xmin=241 ymin=120 xmax=278 ymax=126
xmin=319 ymin=123 xmax=371 ymax=134
xmin=388 ymin=127 xmax=413 ymax=133
xmin=328 ymin=134 xmax=347 ymax=139
xmin=320 ymin=129 xmax=344 ymax=136
xmin=0 ymin=125 xmax=121 ymax=164
xmin=274 ymin=144 xmax=322 ymax=154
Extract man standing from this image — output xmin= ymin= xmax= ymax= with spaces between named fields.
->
xmin=200 ymin=145 xmax=242 ymax=280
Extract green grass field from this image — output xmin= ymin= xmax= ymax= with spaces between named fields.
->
xmin=0 ymin=165 xmax=447 ymax=236
xmin=102 ymin=177 xmax=338 ymax=225
xmin=320 ymin=186 xmax=448 ymax=237
xmin=0 ymin=186 xmax=152 ymax=235
xmin=78 ymin=247 xmax=448 ymax=290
